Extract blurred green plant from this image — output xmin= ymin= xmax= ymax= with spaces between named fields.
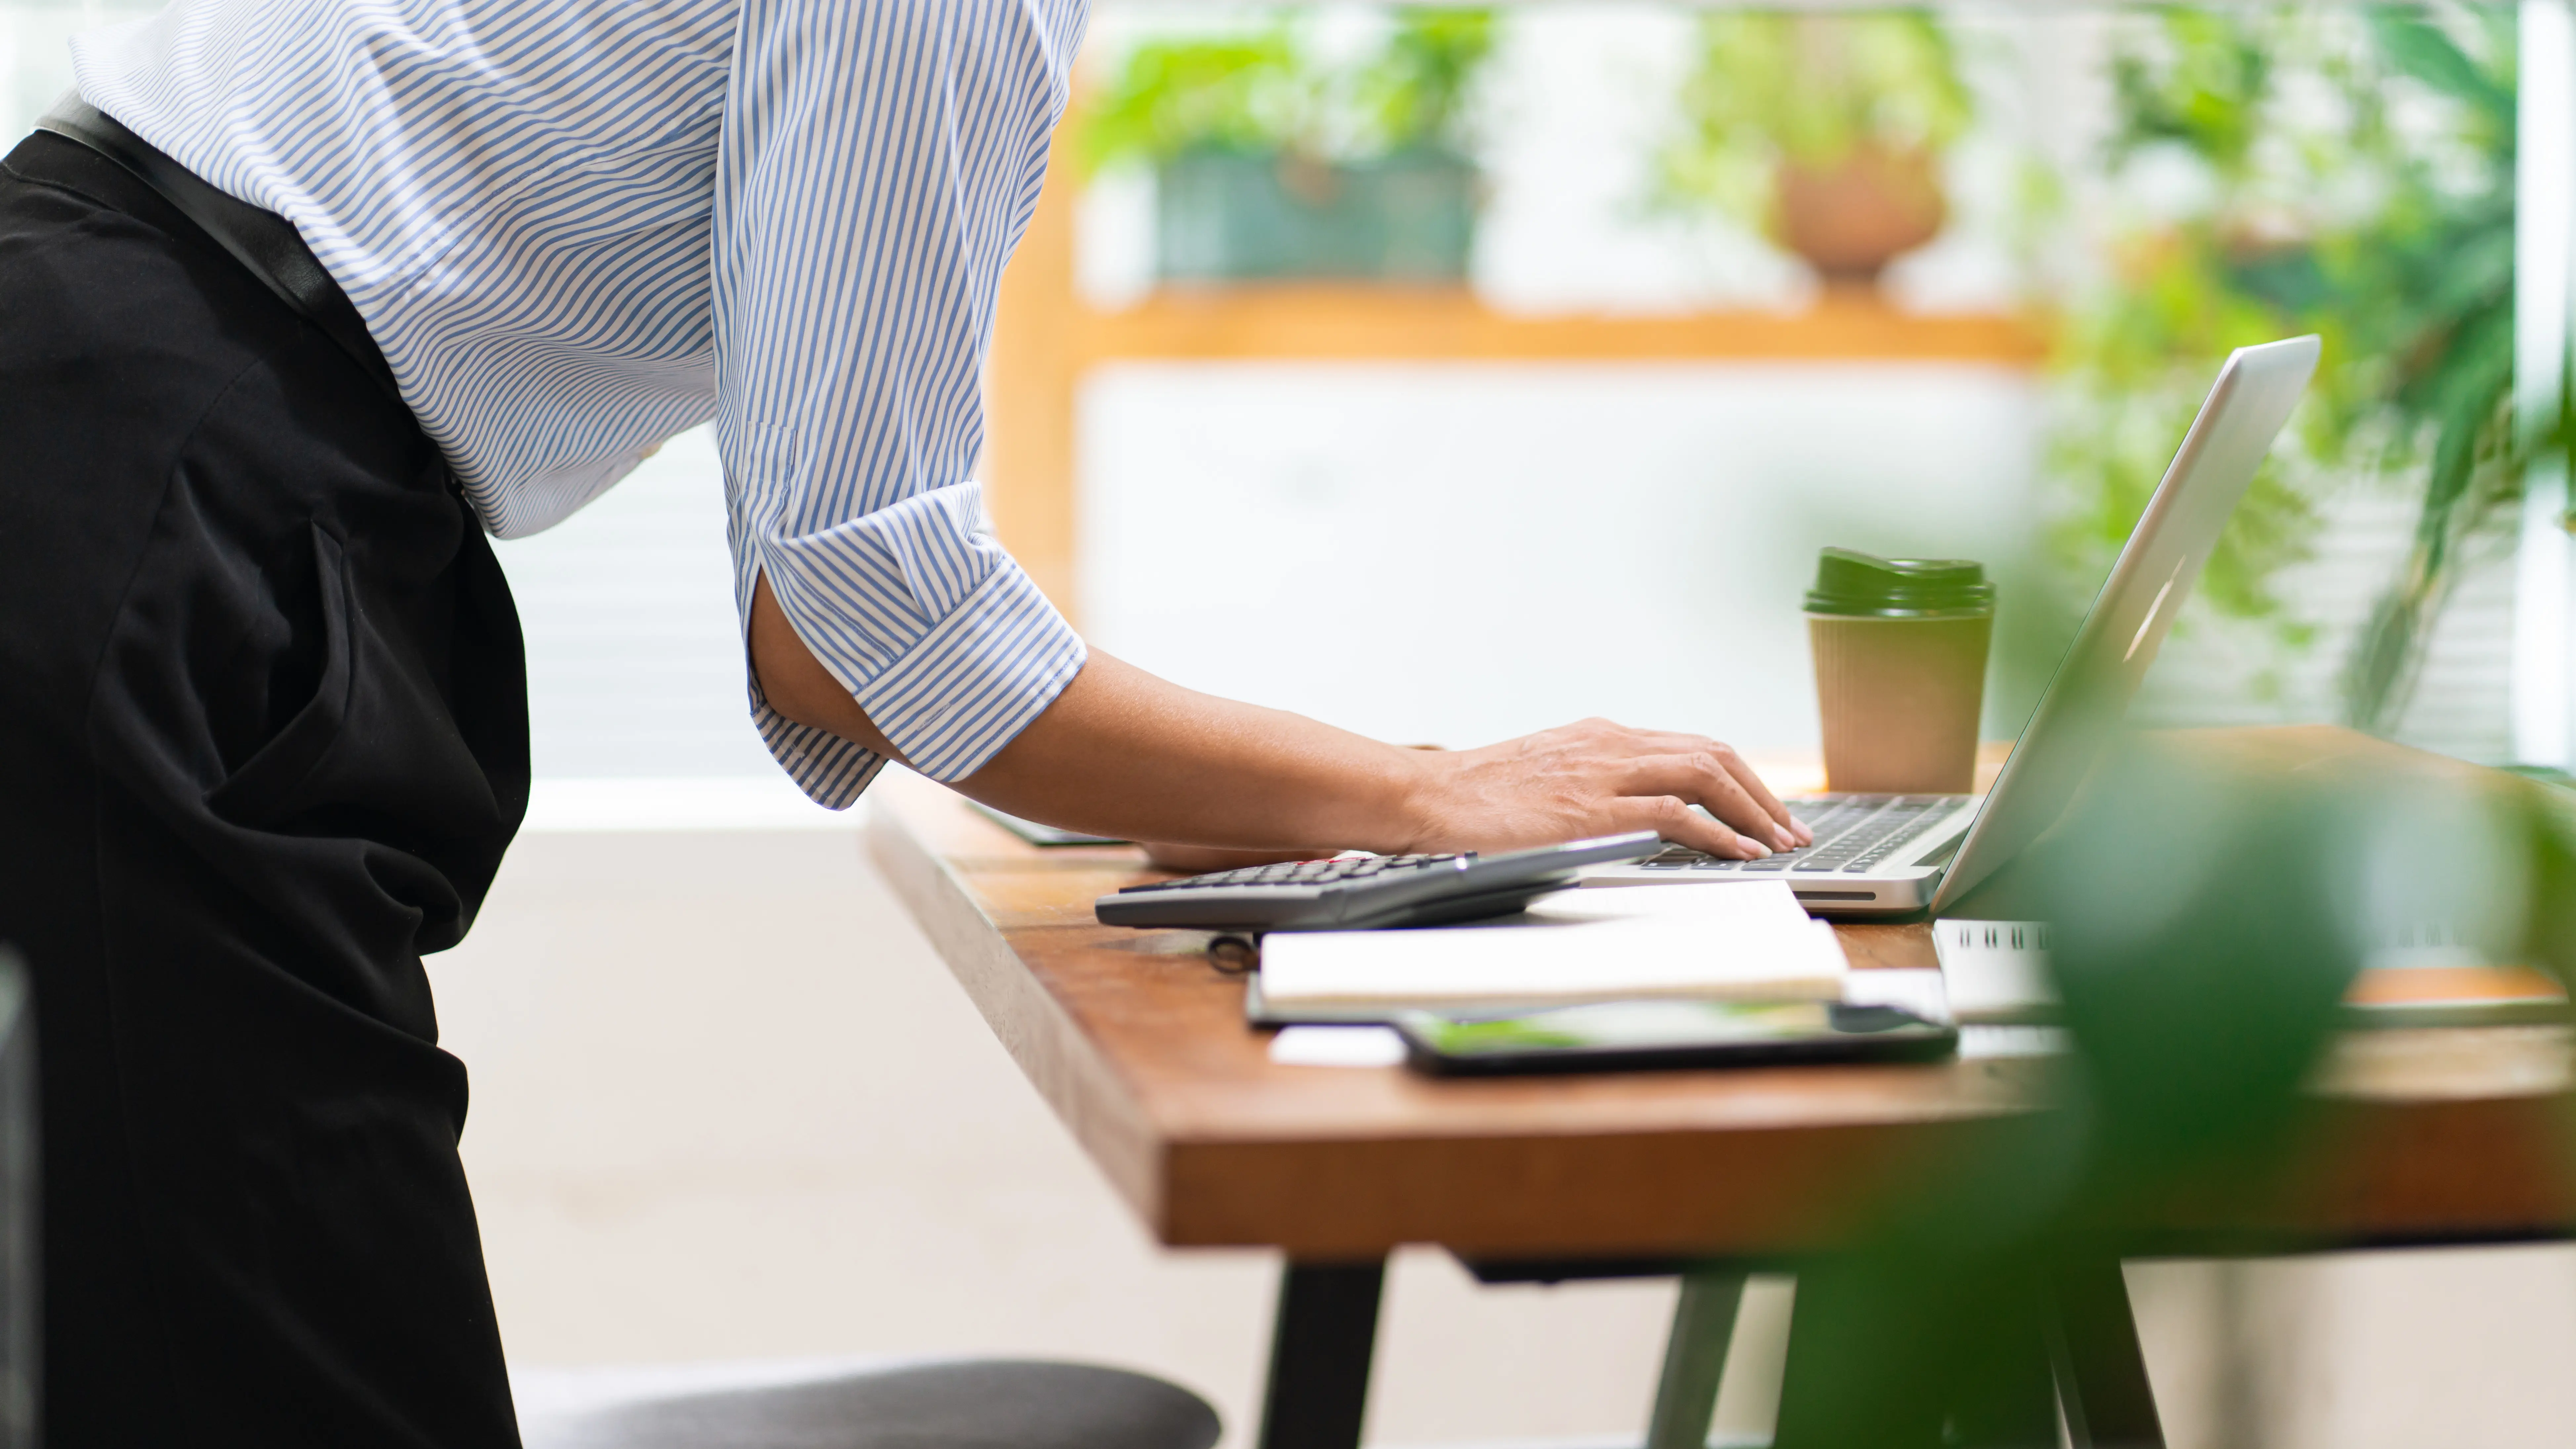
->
xmin=1350 ymin=8 xmax=1496 ymax=156
xmin=1083 ymin=8 xmax=1496 ymax=175
xmin=2044 ymin=5 xmax=2538 ymax=736
xmin=1082 ymin=25 xmax=1311 ymax=173
xmin=1763 ymin=729 xmax=2574 ymax=1442
xmin=1651 ymin=12 xmax=1974 ymax=242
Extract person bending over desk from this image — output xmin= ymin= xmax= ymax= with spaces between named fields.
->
xmin=0 ymin=1 xmax=1809 ymax=1444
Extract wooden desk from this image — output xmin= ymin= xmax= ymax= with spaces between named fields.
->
xmin=865 ymin=741 xmax=2576 ymax=1447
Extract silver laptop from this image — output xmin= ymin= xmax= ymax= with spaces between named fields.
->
xmin=1586 ymin=335 xmax=2322 ymax=916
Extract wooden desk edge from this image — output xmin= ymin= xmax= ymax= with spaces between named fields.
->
xmin=866 ymin=795 xmax=1171 ymax=1229
xmin=867 ymin=759 xmax=2576 ymax=1258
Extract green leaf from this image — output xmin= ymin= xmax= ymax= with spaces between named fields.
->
xmin=2367 ymin=6 xmax=2513 ymax=132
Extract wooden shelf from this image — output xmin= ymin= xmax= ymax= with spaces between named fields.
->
xmin=983 ymin=113 xmax=2052 ymax=623
xmin=1075 ymin=284 xmax=2047 ymax=366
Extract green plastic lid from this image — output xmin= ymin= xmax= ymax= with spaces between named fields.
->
xmin=1804 ymin=547 xmax=1995 ymax=618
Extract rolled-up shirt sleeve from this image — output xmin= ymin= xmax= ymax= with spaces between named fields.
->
xmin=714 ymin=0 xmax=1090 ymax=805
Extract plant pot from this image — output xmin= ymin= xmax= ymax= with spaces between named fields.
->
xmin=1155 ymin=145 xmax=1478 ymax=283
xmin=1773 ymin=143 xmax=1947 ymax=287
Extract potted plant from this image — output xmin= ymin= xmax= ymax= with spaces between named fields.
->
xmin=1084 ymin=9 xmax=1495 ymax=284
xmin=1651 ymin=12 xmax=1974 ymax=288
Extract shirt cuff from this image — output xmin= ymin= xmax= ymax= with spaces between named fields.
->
xmin=753 ymin=708 xmax=892 ymax=811
xmin=751 ymin=554 xmax=1087 ymax=803
xmin=846 ymin=562 xmax=1088 ymax=780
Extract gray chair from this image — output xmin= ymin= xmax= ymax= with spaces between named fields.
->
xmin=518 ymin=1357 xmax=1222 ymax=1449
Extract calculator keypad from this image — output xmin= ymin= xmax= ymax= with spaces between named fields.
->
xmin=1123 ymin=854 xmax=1466 ymax=893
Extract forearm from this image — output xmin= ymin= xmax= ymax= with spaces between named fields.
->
xmin=963 ymin=652 xmax=1433 ymax=851
xmin=751 ymin=573 xmax=1429 ymax=851
xmin=751 ymin=572 xmax=1805 ymax=858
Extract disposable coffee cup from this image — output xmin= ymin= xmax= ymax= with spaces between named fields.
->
xmin=1805 ymin=547 xmax=1994 ymax=795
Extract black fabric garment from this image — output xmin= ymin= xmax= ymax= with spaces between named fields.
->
xmin=34 ymin=99 xmax=403 ymax=407
xmin=0 ymin=130 xmax=528 ymax=1448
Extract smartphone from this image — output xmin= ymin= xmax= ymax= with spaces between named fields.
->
xmin=1394 ymin=999 xmax=1957 ymax=1076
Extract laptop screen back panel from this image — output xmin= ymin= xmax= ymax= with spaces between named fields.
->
xmin=1931 ymin=335 xmax=2321 ymax=912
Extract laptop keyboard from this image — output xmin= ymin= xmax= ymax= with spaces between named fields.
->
xmin=1635 ymin=796 xmax=1962 ymax=875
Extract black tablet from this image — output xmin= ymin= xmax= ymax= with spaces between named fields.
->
xmin=1394 ymin=999 xmax=1956 ymax=1076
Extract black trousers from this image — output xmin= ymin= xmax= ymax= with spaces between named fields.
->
xmin=0 ymin=132 xmax=527 ymax=1446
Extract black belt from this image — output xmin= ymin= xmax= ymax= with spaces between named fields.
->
xmin=36 ymin=97 xmax=402 ymax=406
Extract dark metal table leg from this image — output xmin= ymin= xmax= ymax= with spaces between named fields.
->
xmin=1258 ymin=1258 xmax=1386 ymax=1449
xmin=2045 ymin=1254 xmax=2166 ymax=1449
xmin=1644 ymin=1267 xmax=1748 ymax=1449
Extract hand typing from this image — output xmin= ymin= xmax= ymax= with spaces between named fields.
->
xmin=1397 ymin=718 xmax=1810 ymax=860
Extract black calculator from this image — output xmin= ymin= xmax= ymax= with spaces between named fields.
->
xmin=1094 ymin=832 xmax=1662 ymax=932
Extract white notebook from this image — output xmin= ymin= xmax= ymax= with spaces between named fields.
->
xmin=1253 ymin=882 xmax=1848 ymax=1021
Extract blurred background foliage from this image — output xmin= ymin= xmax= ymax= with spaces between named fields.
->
xmin=1083 ymin=7 xmax=1498 ymax=282
xmin=1082 ymin=24 xmax=1309 ymax=172
xmin=1351 ymin=6 xmax=1497 ymax=157
xmin=1647 ymin=4 xmax=2538 ymax=742
xmin=1083 ymin=6 xmax=1496 ymax=173
xmin=2038 ymin=4 xmax=2534 ymax=737
xmin=1650 ymin=12 xmax=1975 ymax=242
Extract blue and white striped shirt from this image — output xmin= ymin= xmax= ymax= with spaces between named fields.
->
xmin=70 ymin=0 xmax=1091 ymax=805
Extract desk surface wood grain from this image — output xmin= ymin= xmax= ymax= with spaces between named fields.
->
xmin=867 ymin=736 xmax=2576 ymax=1260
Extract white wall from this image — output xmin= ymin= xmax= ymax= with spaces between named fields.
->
xmin=494 ymin=426 xmax=781 ymax=781
xmin=1079 ymin=361 xmax=2043 ymax=752
xmin=1 ymin=0 xmax=153 ymax=138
